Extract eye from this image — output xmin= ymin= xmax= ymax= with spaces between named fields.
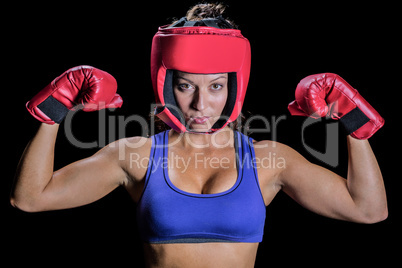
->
xmin=178 ymin=83 xmax=194 ymax=91
xmin=210 ymin=83 xmax=223 ymax=91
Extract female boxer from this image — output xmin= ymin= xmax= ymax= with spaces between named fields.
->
xmin=11 ymin=3 xmax=387 ymax=268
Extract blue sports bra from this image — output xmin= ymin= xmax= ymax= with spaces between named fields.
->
xmin=136 ymin=130 xmax=266 ymax=243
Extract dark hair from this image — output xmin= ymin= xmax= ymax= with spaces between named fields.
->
xmin=172 ymin=2 xmax=237 ymax=29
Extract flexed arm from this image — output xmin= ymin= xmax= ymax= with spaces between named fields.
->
xmin=279 ymin=73 xmax=387 ymax=223
xmin=11 ymin=66 xmax=126 ymax=212
xmin=11 ymin=123 xmax=130 ymax=212
xmin=276 ymin=137 xmax=387 ymax=223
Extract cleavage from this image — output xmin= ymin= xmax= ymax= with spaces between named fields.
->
xmin=167 ymin=147 xmax=238 ymax=195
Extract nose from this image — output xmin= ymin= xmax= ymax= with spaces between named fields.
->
xmin=191 ymin=89 xmax=206 ymax=111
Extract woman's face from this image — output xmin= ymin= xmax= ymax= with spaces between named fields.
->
xmin=173 ymin=71 xmax=228 ymax=132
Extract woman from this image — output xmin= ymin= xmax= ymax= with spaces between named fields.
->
xmin=11 ymin=3 xmax=387 ymax=268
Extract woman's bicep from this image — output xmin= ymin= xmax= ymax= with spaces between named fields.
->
xmin=38 ymin=146 xmax=126 ymax=211
xmin=279 ymin=147 xmax=360 ymax=222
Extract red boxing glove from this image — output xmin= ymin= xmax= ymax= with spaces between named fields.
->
xmin=288 ymin=73 xmax=384 ymax=139
xmin=26 ymin=65 xmax=123 ymax=124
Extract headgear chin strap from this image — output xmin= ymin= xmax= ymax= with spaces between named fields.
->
xmin=151 ymin=17 xmax=251 ymax=133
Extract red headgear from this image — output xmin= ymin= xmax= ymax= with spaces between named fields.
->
xmin=150 ymin=17 xmax=251 ymax=133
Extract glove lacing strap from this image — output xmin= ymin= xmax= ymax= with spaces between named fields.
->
xmin=339 ymin=107 xmax=370 ymax=135
xmin=37 ymin=96 xmax=70 ymax=124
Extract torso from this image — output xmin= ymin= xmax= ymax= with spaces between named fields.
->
xmin=122 ymin=129 xmax=284 ymax=267
xmin=144 ymin=242 xmax=259 ymax=268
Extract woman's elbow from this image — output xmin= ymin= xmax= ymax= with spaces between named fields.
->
xmin=10 ymin=196 xmax=45 ymax=213
xmin=371 ymin=209 xmax=388 ymax=223
xmin=359 ymin=207 xmax=388 ymax=224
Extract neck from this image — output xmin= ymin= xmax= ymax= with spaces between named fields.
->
xmin=169 ymin=127 xmax=235 ymax=150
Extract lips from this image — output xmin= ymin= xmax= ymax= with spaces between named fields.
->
xmin=190 ymin=116 xmax=210 ymax=124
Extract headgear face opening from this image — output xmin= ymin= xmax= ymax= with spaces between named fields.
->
xmin=151 ymin=17 xmax=251 ymax=133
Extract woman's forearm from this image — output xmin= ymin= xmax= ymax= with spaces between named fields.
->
xmin=346 ymin=136 xmax=388 ymax=222
xmin=11 ymin=123 xmax=59 ymax=211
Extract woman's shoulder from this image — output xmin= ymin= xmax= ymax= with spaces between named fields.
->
xmin=252 ymin=138 xmax=289 ymax=152
xmin=251 ymin=138 xmax=304 ymax=164
xmin=101 ymin=136 xmax=153 ymax=160
xmin=102 ymin=136 xmax=154 ymax=183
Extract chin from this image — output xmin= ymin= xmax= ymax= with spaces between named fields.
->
xmin=187 ymin=118 xmax=219 ymax=133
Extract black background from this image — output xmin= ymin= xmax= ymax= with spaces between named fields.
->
xmin=3 ymin=0 xmax=400 ymax=266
